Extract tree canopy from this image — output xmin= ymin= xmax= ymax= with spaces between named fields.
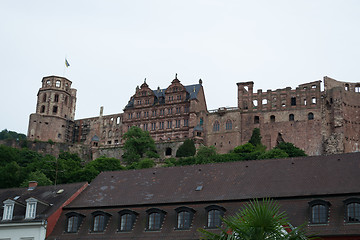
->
xmin=176 ymin=139 xmax=196 ymax=157
xmin=122 ymin=126 xmax=159 ymax=165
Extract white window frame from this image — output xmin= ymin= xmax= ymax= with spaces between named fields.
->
xmin=2 ymin=200 xmax=15 ymax=221
xmin=25 ymin=198 xmax=37 ymax=219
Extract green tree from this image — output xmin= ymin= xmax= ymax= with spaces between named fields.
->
xmin=0 ymin=162 xmax=23 ymax=188
xmin=248 ymin=128 xmax=262 ymax=147
xmin=275 ymin=142 xmax=307 ymax=158
xmin=86 ymin=156 xmax=124 ymax=172
xmin=196 ymin=146 xmax=217 ymax=164
xmin=199 ymin=198 xmax=314 ymax=240
xmin=122 ymin=126 xmax=158 ymax=165
xmin=258 ymin=148 xmax=289 ymax=160
xmin=0 ymin=129 xmax=27 ymax=141
xmin=176 ymin=139 xmax=196 ymax=157
xmin=20 ymin=170 xmax=53 ymax=187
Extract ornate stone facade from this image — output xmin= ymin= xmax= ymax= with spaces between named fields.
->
xmin=28 ymin=75 xmax=360 ymax=159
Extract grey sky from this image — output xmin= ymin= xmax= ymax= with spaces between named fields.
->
xmin=1 ymin=0 xmax=360 ymax=134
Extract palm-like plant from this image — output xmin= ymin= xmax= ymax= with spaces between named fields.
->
xmin=199 ymin=199 xmax=315 ymax=240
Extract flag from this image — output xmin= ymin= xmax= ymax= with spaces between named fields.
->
xmin=65 ymin=58 xmax=70 ymax=67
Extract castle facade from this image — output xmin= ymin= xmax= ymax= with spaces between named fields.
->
xmin=27 ymin=75 xmax=360 ymax=159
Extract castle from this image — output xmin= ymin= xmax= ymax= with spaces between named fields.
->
xmin=27 ymin=75 xmax=360 ymax=159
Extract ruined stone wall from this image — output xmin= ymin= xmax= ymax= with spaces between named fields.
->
xmin=206 ymin=108 xmax=241 ymax=154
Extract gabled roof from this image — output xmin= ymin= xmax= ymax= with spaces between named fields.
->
xmin=0 ymin=182 xmax=87 ymax=222
xmin=67 ymin=152 xmax=360 ymax=209
xmin=124 ymin=83 xmax=202 ymax=109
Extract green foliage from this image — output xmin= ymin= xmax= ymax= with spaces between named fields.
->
xmin=196 ymin=146 xmax=217 ymax=163
xmin=234 ymin=143 xmax=256 ymax=154
xmin=47 ymin=139 xmax=55 ymax=145
xmin=20 ymin=170 xmax=53 ymax=187
xmin=86 ymin=156 xmax=124 ymax=172
xmin=122 ymin=126 xmax=158 ymax=165
xmin=176 ymin=139 xmax=196 ymax=157
xmin=0 ymin=161 xmax=23 ymax=188
xmin=248 ymin=128 xmax=262 ymax=146
xmin=258 ymin=148 xmax=289 ymax=159
xmin=0 ymin=129 xmax=27 ymax=141
xmin=275 ymin=142 xmax=307 ymax=158
xmin=138 ymin=158 xmax=156 ymax=169
xmin=199 ymin=198 xmax=315 ymax=240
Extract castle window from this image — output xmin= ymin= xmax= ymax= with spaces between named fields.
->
xmin=64 ymin=96 xmax=68 ymax=105
xmin=344 ymin=198 xmax=360 ymax=223
xmin=177 ymin=95 xmax=182 ymax=100
xmin=40 ymin=105 xmax=45 ymax=113
xmin=92 ymin=211 xmax=111 ymax=232
xmin=213 ymin=121 xmax=220 ymax=132
xmin=108 ymin=130 xmax=112 ymax=138
xmin=262 ymin=99 xmax=268 ymax=105
xmin=166 ymin=147 xmax=172 ymax=156
xmin=146 ymin=208 xmax=166 ymax=231
xmin=345 ymin=84 xmax=350 ymax=91
xmin=46 ymin=80 xmax=51 ymax=86
xmin=54 ymin=94 xmax=59 ymax=102
xmin=159 ymin=122 xmax=164 ymax=129
xmin=254 ymin=116 xmax=260 ymax=124
xmin=167 ymin=121 xmax=172 ymax=129
xmin=52 ymin=106 xmax=58 ymax=114
xmin=168 ymin=108 xmax=173 ymax=115
xmin=312 ymin=85 xmax=316 ymax=89
xmin=312 ymin=97 xmax=316 ymax=104
xmin=304 ymin=99 xmax=307 ymax=105
xmin=144 ymin=123 xmax=148 ymax=131
xmin=175 ymin=207 xmax=195 ymax=230
xmin=119 ymin=210 xmax=138 ymax=232
xmin=226 ymin=120 xmax=232 ymax=130
xmin=184 ymin=119 xmax=189 ymax=127
xmin=151 ymin=122 xmax=156 ymax=130
xmin=200 ymin=117 xmax=203 ymax=126
xmin=270 ymin=115 xmax=275 ymax=122
xmin=289 ymin=114 xmax=294 ymax=121
xmin=176 ymin=107 xmax=180 ymax=114
xmin=42 ymin=93 xmax=47 ymax=102
xmin=291 ymin=97 xmax=296 ymax=106
xmin=253 ymin=100 xmax=258 ymax=108
xmin=175 ymin=120 xmax=181 ymax=128
xmin=66 ymin=212 xmax=84 ymax=233
xmin=152 ymin=110 xmax=156 ymax=117
xmin=355 ymin=85 xmax=360 ymax=93
xmin=2 ymin=200 xmax=14 ymax=221
xmin=117 ymin=117 xmax=121 ymax=124
xmin=184 ymin=106 xmax=189 ymax=113
xmin=206 ymin=205 xmax=226 ymax=229
xmin=160 ymin=109 xmax=165 ymax=115
xmin=309 ymin=200 xmax=330 ymax=224
xmin=55 ymin=80 xmax=61 ymax=88
xmin=308 ymin=112 xmax=314 ymax=120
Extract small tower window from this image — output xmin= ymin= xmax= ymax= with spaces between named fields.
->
xmin=355 ymin=85 xmax=360 ymax=93
xmin=40 ymin=105 xmax=45 ymax=113
xmin=289 ymin=114 xmax=294 ymax=121
xmin=345 ymin=84 xmax=349 ymax=91
xmin=254 ymin=116 xmax=260 ymax=124
xmin=52 ymin=106 xmax=58 ymax=114
xmin=308 ymin=112 xmax=314 ymax=120
xmin=291 ymin=97 xmax=296 ymax=106
xmin=55 ymin=80 xmax=61 ymax=88
xmin=312 ymin=97 xmax=316 ymax=104
xmin=42 ymin=93 xmax=47 ymax=102
xmin=270 ymin=115 xmax=275 ymax=123
xmin=54 ymin=94 xmax=59 ymax=102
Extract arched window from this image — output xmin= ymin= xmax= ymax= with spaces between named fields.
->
xmin=308 ymin=200 xmax=330 ymax=224
xmin=270 ymin=115 xmax=275 ymax=123
xmin=289 ymin=114 xmax=294 ymax=121
xmin=175 ymin=207 xmax=196 ymax=230
xmin=165 ymin=147 xmax=172 ymax=156
xmin=308 ymin=112 xmax=314 ymax=120
xmin=226 ymin=120 xmax=232 ymax=130
xmin=344 ymin=198 xmax=360 ymax=223
xmin=66 ymin=212 xmax=85 ymax=233
xmin=118 ymin=210 xmax=138 ymax=232
xmin=345 ymin=84 xmax=349 ymax=91
xmin=213 ymin=121 xmax=220 ymax=132
xmin=108 ymin=130 xmax=112 ymax=138
xmin=146 ymin=208 xmax=166 ymax=231
xmin=92 ymin=211 xmax=111 ymax=232
xmin=205 ymin=205 xmax=226 ymax=229
xmin=55 ymin=80 xmax=61 ymax=88
xmin=254 ymin=116 xmax=260 ymax=124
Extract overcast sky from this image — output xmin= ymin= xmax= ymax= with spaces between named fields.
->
xmin=1 ymin=0 xmax=360 ymax=135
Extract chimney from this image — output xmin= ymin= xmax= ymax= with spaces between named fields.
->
xmin=28 ymin=181 xmax=38 ymax=191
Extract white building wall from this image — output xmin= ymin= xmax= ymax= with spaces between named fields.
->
xmin=0 ymin=221 xmax=46 ymax=240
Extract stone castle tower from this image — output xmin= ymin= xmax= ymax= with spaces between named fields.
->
xmin=28 ymin=76 xmax=77 ymax=143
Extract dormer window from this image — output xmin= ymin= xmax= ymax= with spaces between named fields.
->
xmin=25 ymin=198 xmax=37 ymax=219
xmin=2 ymin=199 xmax=15 ymax=221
